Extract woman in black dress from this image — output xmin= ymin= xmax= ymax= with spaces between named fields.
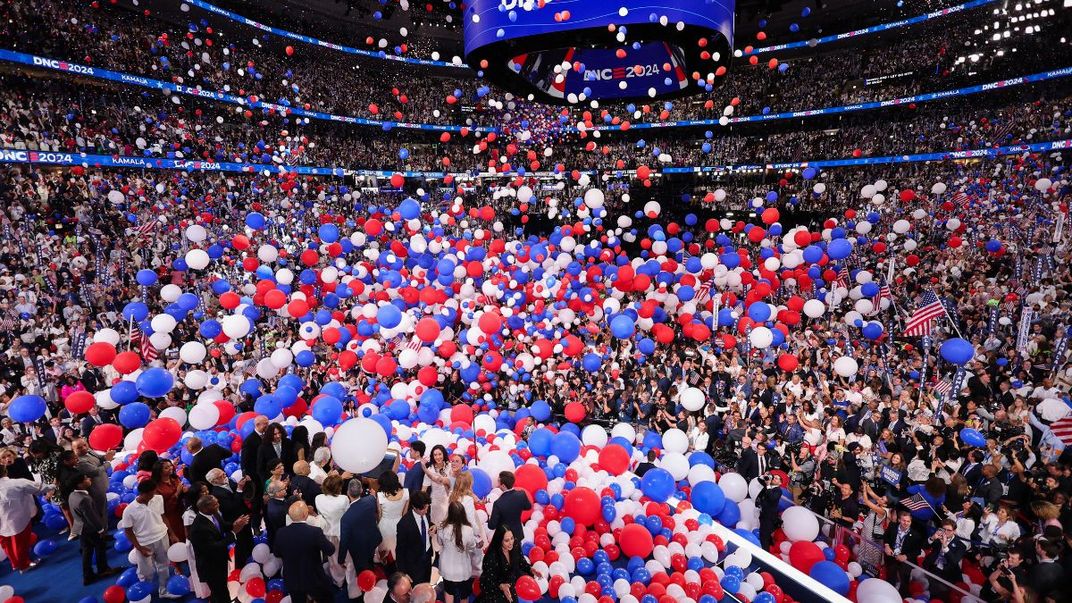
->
xmin=477 ymin=525 xmax=541 ymax=603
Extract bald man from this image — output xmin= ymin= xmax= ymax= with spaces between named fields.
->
xmin=410 ymin=582 xmax=435 ymax=603
xmin=272 ymin=502 xmax=335 ymax=603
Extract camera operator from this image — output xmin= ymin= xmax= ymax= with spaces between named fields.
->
xmin=756 ymin=473 xmax=784 ymax=549
xmin=829 ymin=481 xmax=859 ymax=528
xmin=804 ymin=447 xmax=840 ymax=516
xmin=984 ymin=549 xmax=1027 ymax=601
xmin=787 ymin=443 xmax=814 ymax=498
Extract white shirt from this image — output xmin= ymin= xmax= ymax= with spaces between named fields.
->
xmin=0 ymin=477 xmax=43 ymax=536
xmin=117 ymin=494 xmax=169 ymax=546
xmin=413 ymin=511 xmax=431 ymax=551
xmin=436 ymin=524 xmax=477 ymax=582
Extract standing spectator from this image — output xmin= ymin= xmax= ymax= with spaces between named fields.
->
xmin=185 ymin=436 xmax=231 ymax=486
xmin=272 ymin=501 xmax=335 ymax=603
xmin=206 ymin=468 xmax=254 ymax=567
xmin=488 ymin=471 xmax=531 ymax=544
xmin=72 ymin=438 xmax=111 ymax=538
xmin=151 ymin=459 xmax=187 ymax=543
xmin=756 ymin=473 xmax=783 ymax=549
xmin=883 ymin=511 xmax=925 ymax=590
xmin=240 ymin=415 xmax=268 ymax=530
xmin=188 ymin=494 xmax=250 ymax=603
xmin=376 ymin=470 xmax=409 ymax=563
xmin=424 ymin=444 xmax=451 ymax=525
xmin=257 ymin=423 xmax=295 ymax=481
xmin=264 ymin=479 xmax=296 ymax=548
xmin=0 ymin=462 xmax=45 ymax=573
xmin=403 ymin=440 xmax=427 ymax=495
xmin=338 ymin=478 xmax=381 ymax=600
xmin=117 ymin=480 xmax=179 ymax=599
xmin=1026 ymin=536 xmax=1066 ymax=601
xmin=923 ymin=518 xmax=969 ymax=595
xmin=69 ymin=472 xmax=118 ymax=584
xmin=396 ymin=489 xmax=435 ymax=585
xmin=437 ymin=501 xmax=479 ymax=603
xmin=290 ymin=460 xmax=322 ymax=509
xmin=315 ymin=474 xmax=349 ymax=586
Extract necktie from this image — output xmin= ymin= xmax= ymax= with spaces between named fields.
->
xmin=275 ymin=443 xmax=281 ymax=457
xmin=211 ymin=515 xmax=221 ymax=532
xmin=758 ymin=454 xmax=765 ymax=476
xmin=419 ymin=515 xmax=427 ymax=550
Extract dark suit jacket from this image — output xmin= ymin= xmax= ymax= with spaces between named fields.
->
xmin=1027 ymin=560 xmax=1065 ymax=600
xmin=290 ymin=474 xmax=321 ymax=510
xmin=210 ymin=482 xmax=252 ymax=522
xmin=337 ymin=496 xmax=381 ymax=571
xmin=188 ymin=513 xmax=236 ymax=584
xmin=960 ymin=462 xmax=983 ymax=489
xmin=883 ymin=524 xmax=926 ymax=561
xmin=240 ymin=430 xmax=263 ymax=485
xmin=395 ymin=511 xmax=434 ymax=584
xmin=403 ymin=462 xmax=425 ymax=495
xmin=188 ymin=444 xmax=232 ymax=486
xmin=80 ymin=415 xmax=104 ymax=438
xmin=923 ymin=536 xmax=967 ymax=579
xmin=272 ymin=522 xmax=335 ymax=595
xmin=488 ymin=489 xmax=531 ymax=543
xmin=257 ymin=440 xmax=295 ymax=479
xmin=736 ymin=449 xmax=763 ymax=483
xmin=265 ymin=496 xmax=297 ymax=547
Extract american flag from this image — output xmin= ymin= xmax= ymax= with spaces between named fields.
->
xmin=950 ymin=191 xmax=970 ymax=211
xmin=872 ymin=282 xmax=892 ymax=310
xmin=835 ymin=265 xmax=850 ymax=289
xmin=932 ymin=379 xmax=952 ymax=396
xmin=900 ymin=493 xmax=932 ymax=512
xmin=989 ymin=118 xmax=1017 ymax=146
xmin=902 ymin=290 xmax=948 ymax=337
xmin=133 ymin=219 xmax=159 ymax=240
xmin=130 ymin=323 xmax=159 ymax=362
xmin=1050 ymin=415 xmax=1072 ymax=447
xmin=695 ymin=279 xmax=713 ymax=304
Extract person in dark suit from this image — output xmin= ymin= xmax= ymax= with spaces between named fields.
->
xmin=79 ymin=406 xmax=105 ymax=438
xmin=883 ymin=511 xmax=925 ymax=589
xmin=395 ymin=489 xmax=435 ymax=585
xmin=756 ymin=474 xmax=783 ymax=550
xmin=206 ymin=469 xmax=255 ymax=567
xmin=257 ymin=423 xmax=296 ymax=481
xmin=264 ymin=479 xmax=298 ymax=548
xmin=272 ymin=501 xmax=335 ymax=603
xmin=69 ymin=473 xmax=119 ymax=585
xmin=186 ymin=437 xmax=232 ymax=486
xmin=338 ymin=479 xmax=381 ymax=600
xmin=1026 ymin=537 xmax=1065 ymax=601
xmin=735 ymin=444 xmax=773 ymax=484
xmin=958 ymin=450 xmax=985 ymax=489
xmin=488 ymin=471 xmax=532 ymax=544
xmin=634 ymin=450 xmax=657 ymax=478
xmin=402 ymin=441 xmax=427 ymax=495
xmin=290 ymin=461 xmax=322 ymax=510
xmin=188 ymin=495 xmax=250 ymax=603
xmin=40 ymin=416 xmax=66 ymax=445
xmin=922 ymin=518 xmax=967 ymax=593
xmin=240 ymin=415 xmax=268 ymax=530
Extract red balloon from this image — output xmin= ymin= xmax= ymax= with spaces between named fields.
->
xmin=516 ymin=576 xmax=541 ymax=601
xmin=102 ymin=585 xmax=126 ymax=603
xmin=788 ymin=540 xmax=824 ymax=573
xmin=514 ymin=464 xmax=548 ymax=497
xmin=112 ymin=351 xmax=141 ymax=374
xmin=777 ymin=353 xmax=799 ymax=372
xmin=65 ymin=391 xmax=95 ymax=414
xmin=564 ymin=487 xmax=600 ymax=526
xmin=598 ymin=444 xmax=630 ymax=476
xmin=89 ymin=423 xmax=123 ymax=451
xmin=450 ymin=404 xmax=474 ymax=426
xmin=620 ymin=523 xmax=654 ymax=558
xmin=564 ymin=402 xmax=586 ymax=423
xmin=245 ymin=577 xmax=266 ymax=598
xmin=358 ymin=570 xmax=377 ymax=592
xmin=263 ymin=289 xmax=286 ymax=309
xmin=415 ymin=317 xmax=441 ymax=343
xmin=142 ymin=418 xmax=182 ymax=452
xmin=85 ymin=341 xmax=117 ymax=367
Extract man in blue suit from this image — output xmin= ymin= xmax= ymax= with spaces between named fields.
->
xmin=338 ymin=479 xmax=381 ymax=602
xmin=402 ymin=441 xmax=426 ymax=495
xmin=273 ymin=501 xmax=335 ymax=603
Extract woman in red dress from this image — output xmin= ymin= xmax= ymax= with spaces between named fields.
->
xmin=152 ymin=458 xmax=188 ymax=544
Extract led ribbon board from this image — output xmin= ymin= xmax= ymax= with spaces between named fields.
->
xmin=463 ymin=0 xmax=734 ymax=104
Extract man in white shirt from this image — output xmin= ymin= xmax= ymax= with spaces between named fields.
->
xmin=118 ymin=480 xmax=180 ymax=599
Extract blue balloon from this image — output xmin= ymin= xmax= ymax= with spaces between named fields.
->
xmin=940 ymin=337 xmax=974 ymax=365
xmin=135 ymin=269 xmax=158 ymax=286
xmin=529 ymin=399 xmax=551 ymax=422
xmin=610 ymin=314 xmax=636 ymax=339
xmin=122 ymin=301 xmax=149 ymax=322
xmin=119 ymin=402 xmax=151 ymax=429
xmin=469 ymin=468 xmax=492 ymax=499
xmin=136 ymin=367 xmax=174 ymax=398
xmin=245 ymin=212 xmax=266 ymax=230
xmin=827 ymin=239 xmax=852 ymax=260
xmin=312 ymin=396 xmax=343 ymax=425
xmin=166 ymin=574 xmax=192 ymax=596
xmin=8 ymin=395 xmax=47 ymax=422
xmin=550 ymin=431 xmax=581 ymax=463
xmin=126 ymin=581 xmax=154 ymax=602
xmin=110 ymin=380 xmax=139 ymax=405
xmin=582 ymin=353 xmax=602 ymax=373
xmin=861 ymin=322 xmax=884 ymax=340
xmin=32 ymin=538 xmax=57 ymax=556
xmin=809 ymin=560 xmax=850 ymax=595
xmin=720 ymin=574 xmax=740 ymax=594
xmin=640 ymin=468 xmax=675 ymax=503
xmin=690 ymin=481 xmax=726 ymax=516
xmin=717 ymin=499 xmax=741 ymax=526
xmin=529 ymin=428 xmax=554 ymax=457
xmin=318 ymin=223 xmax=340 ymax=243
xmin=747 ymin=303 xmax=771 ymax=322
xmin=377 ymin=304 xmax=402 ymax=328
xmin=960 ymin=427 xmax=987 ymax=448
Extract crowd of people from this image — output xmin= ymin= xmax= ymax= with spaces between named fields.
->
xmin=0 ymin=2 xmax=1070 ymax=603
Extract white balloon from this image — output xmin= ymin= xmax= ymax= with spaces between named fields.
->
xmin=748 ymin=326 xmax=773 ymax=349
xmin=856 ymin=576 xmax=904 ymax=603
xmin=679 ymin=387 xmax=705 ymax=412
xmin=188 ymin=403 xmax=221 ymax=430
xmin=159 ymin=406 xmax=187 ymax=427
xmin=150 ymin=313 xmax=177 ymax=334
xmin=167 ymin=542 xmax=189 ymax=563
xmin=179 ymin=341 xmax=207 ymax=364
xmin=660 ymin=453 xmax=689 ymax=481
xmin=833 ymin=356 xmax=859 ymax=377
xmin=222 ymin=315 xmax=251 ymax=339
xmin=661 ymin=429 xmax=689 ymax=454
xmin=185 ymin=248 xmax=210 ymax=270
xmin=93 ymin=328 xmax=121 ymax=345
xmin=160 ymin=284 xmax=182 ymax=302
xmin=718 ymin=473 xmax=748 ymax=503
xmin=781 ymin=506 xmax=820 ymax=541
xmin=185 ymin=224 xmax=207 ymax=242
xmin=331 ymin=419 xmax=389 ymax=474
xmin=802 ymin=299 xmax=825 ymax=318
